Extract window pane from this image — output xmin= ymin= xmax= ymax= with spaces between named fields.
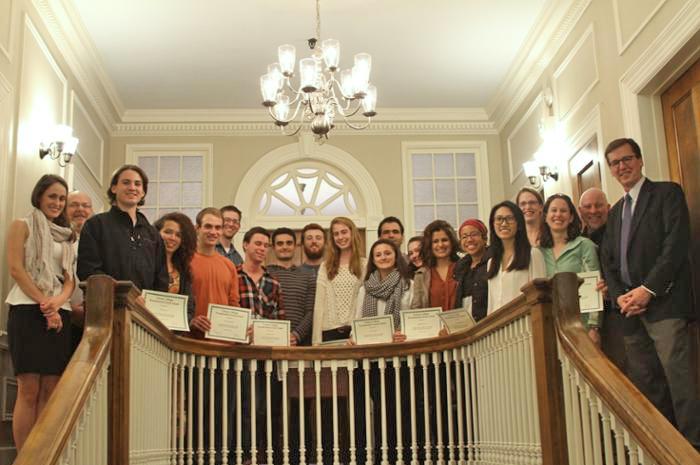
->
xmin=412 ymin=153 xmax=432 ymax=177
xmin=182 ymin=156 xmax=203 ymax=181
xmin=182 ymin=182 xmax=203 ymax=206
xmin=159 ymin=156 xmax=180 ymax=181
xmin=413 ymin=180 xmax=434 ymax=203
xmin=457 ymin=179 xmax=478 ymax=203
xmin=139 ymin=156 xmax=158 ymax=180
xmin=159 ymin=182 xmax=180 ymax=206
xmin=456 ymin=153 xmax=476 ymax=177
xmin=326 ymin=172 xmax=342 ymax=185
xmin=317 ymin=179 xmax=340 ymax=204
xmin=298 ymin=176 xmax=318 ymax=203
xmin=268 ymin=195 xmax=295 ymax=215
xmin=434 ymin=153 xmax=454 ymax=177
xmin=140 ymin=208 xmax=157 ymax=224
xmin=436 ymin=204 xmax=457 ymax=229
xmin=182 ymin=208 xmax=199 ymax=224
xmin=275 ymin=178 xmax=301 ymax=206
xmin=459 ymin=204 xmax=479 ymax=222
xmin=414 ymin=205 xmax=434 ymax=232
xmin=320 ymin=195 xmax=351 ymax=216
xmin=143 ymin=182 xmax=156 ymax=206
xmin=435 ymin=180 xmax=455 ymax=203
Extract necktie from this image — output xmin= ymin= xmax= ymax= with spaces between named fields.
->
xmin=620 ymin=193 xmax=632 ymax=285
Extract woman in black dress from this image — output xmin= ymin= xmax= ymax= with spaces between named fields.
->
xmin=5 ymin=174 xmax=76 ymax=450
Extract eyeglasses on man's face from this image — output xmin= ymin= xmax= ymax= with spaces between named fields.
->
xmin=608 ymin=154 xmax=637 ymax=168
xmin=223 ymin=218 xmax=240 ymax=225
xmin=494 ymin=215 xmax=516 ymax=225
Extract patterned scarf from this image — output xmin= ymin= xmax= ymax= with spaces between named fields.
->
xmin=25 ymin=208 xmax=75 ymax=296
xmin=361 ymin=270 xmax=408 ymax=329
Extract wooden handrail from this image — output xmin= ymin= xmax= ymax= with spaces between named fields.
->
xmin=13 ymin=275 xmax=115 ymax=465
xmin=551 ymin=272 xmax=700 ymax=465
xmin=123 ymin=280 xmax=542 ymax=360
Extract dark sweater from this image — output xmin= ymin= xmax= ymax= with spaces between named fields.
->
xmin=453 ymin=248 xmax=491 ymax=322
xmin=77 ymin=206 xmax=168 ymax=293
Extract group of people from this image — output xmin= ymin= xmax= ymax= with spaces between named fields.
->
xmin=5 ymin=137 xmax=699 ymax=451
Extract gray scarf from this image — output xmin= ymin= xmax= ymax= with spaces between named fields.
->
xmin=25 ymin=208 xmax=75 ymax=296
xmin=361 ymin=270 xmax=408 ymax=329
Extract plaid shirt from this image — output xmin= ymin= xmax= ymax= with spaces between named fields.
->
xmin=236 ymin=265 xmax=285 ymax=320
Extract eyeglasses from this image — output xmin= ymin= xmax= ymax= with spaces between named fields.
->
xmin=608 ymin=155 xmax=637 ymax=168
xmin=460 ymin=232 xmax=483 ymax=240
xmin=223 ymin=218 xmax=240 ymax=225
xmin=494 ymin=215 xmax=516 ymax=225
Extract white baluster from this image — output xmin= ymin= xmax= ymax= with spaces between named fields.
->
xmin=314 ymin=360 xmax=323 ymax=465
xmin=222 ymin=358 xmax=230 ymax=465
xmin=421 ymin=353 xmax=432 ymax=465
xmin=209 ymin=357 xmax=217 ymax=465
xmin=235 ymin=359 xmax=244 ymax=465
xmin=453 ymin=348 xmax=465 ymax=465
xmin=393 ymin=356 xmax=404 ymax=465
xmin=187 ymin=354 xmax=195 ymax=465
xmin=599 ymin=401 xmax=614 ymax=465
xmin=298 ymin=361 xmax=307 ymax=465
xmin=378 ymin=358 xmax=388 ymax=465
xmin=443 ymin=350 xmax=454 ymax=465
xmin=265 ymin=360 xmax=274 ymax=465
xmin=348 ymin=360 xmax=357 ymax=465
xmin=407 ymin=355 xmax=419 ymax=465
xmin=363 ymin=358 xmax=374 ymax=465
xmin=172 ymin=352 xmax=178 ymax=465
xmin=281 ymin=360 xmax=290 ymax=465
xmin=179 ymin=353 xmax=186 ymax=465
xmin=250 ymin=360 xmax=258 ymax=465
xmin=612 ymin=414 xmax=626 ymax=465
xmin=331 ymin=360 xmax=340 ymax=465
xmin=586 ymin=384 xmax=602 ymax=465
xmin=197 ymin=355 xmax=205 ymax=465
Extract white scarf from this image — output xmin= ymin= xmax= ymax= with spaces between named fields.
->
xmin=24 ymin=208 xmax=75 ymax=296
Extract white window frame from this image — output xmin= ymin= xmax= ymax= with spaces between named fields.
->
xmin=125 ymin=143 xmax=214 ymax=221
xmin=401 ymin=140 xmax=491 ymax=237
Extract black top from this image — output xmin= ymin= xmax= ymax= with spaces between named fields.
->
xmin=582 ymin=223 xmax=606 ymax=247
xmin=453 ymin=248 xmax=491 ymax=322
xmin=77 ymin=206 xmax=169 ymax=293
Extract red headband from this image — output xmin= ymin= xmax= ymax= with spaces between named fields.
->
xmin=459 ymin=218 xmax=487 ymax=237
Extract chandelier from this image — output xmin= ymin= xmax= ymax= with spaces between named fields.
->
xmin=260 ymin=0 xmax=377 ymax=140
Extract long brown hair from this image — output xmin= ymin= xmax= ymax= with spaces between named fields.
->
xmin=325 ymin=216 xmax=363 ymax=280
xmin=31 ymin=174 xmax=72 ymax=231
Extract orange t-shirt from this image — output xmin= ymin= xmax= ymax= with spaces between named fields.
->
xmin=429 ymin=262 xmax=457 ymax=311
xmin=190 ymin=251 xmax=241 ymax=323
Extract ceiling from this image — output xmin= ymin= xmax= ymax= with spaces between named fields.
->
xmin=70 ymin=0 xmax=548 ymax=111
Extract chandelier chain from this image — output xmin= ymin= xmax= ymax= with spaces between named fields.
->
xmin=315 ymin=0 xmax=322 ymax=41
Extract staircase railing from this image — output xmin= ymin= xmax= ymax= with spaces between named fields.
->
xmin=12 ymin=273 xmax=700 ymax=465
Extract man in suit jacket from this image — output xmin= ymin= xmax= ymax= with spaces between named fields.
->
xmin=601 ymin=138 xmax=699 ymax=448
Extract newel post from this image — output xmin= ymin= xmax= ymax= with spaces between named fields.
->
xmin=522 ymin=278 xmax=569 ymax=465
xmin=108 ymin=281 xmax=135 ymax=465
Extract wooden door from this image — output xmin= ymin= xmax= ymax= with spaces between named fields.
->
xmin=569 ymin=136 xmax=602 ymax=203
xmin=661 ymin=57 xmax=700 ymax=393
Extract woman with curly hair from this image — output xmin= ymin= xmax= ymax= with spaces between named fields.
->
xmin=486 ymin=200 xmax=546 ymax=313
xmin=411 ymin=220 xmax=460 ymax=310
xmin=312 ymin=216 xmax=367 ymax=344
xmin=5 ymin=174 xmax=76 ymax=450
xmin=154 ymin=212 xmax=197 ymax=324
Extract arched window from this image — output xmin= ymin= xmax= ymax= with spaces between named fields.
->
xmin=257 ymin=163 xmax=361 ymax=217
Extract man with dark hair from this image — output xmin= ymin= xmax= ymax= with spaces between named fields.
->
xmin=237 ymin=227 xmax=285 ymax=321
xmin=78 ymin=165 xmax=168 ymax=293
xmin=217 ymin=205 xmax=243 ymax=265
xmin=300 ymin=222 xmax=325 ymax=276
xmin=600 ymin=137 xmax=699 ymax=447
xmin=378 ymin=216 xmax=405 ymax=248
xmin=268 ymin=227 xmax=316 ymax=346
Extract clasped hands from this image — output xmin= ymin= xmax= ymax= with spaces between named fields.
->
xmin=40 ymin=296 xmax=64 ymax=331
xmin=616 ymin=286 xmax=651 ymax=317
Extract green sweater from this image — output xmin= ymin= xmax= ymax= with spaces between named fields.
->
xmin=540 ymin=236 xmax=602 ymax=328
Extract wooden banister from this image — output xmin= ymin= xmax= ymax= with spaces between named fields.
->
xmin=12 ymin=275 xmax=115 ymax=465
xmin=551 ymin=272 xmax=700 ymax=465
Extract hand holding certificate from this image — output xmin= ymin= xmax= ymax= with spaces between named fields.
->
xmin=439 ymin=308 xmax=476 ymax=334
xmin=400 ymin=307 xmax=442 ymax=341
xmin=252 ymin=320 xmax=291 ymax=347
xmin=578 ymin=271 xmax=603 ymax=313
xmin=142 ymin=290 xmax=190 ymax=331
xmin=352 ymin=315 xmax=394 ymax=345
xmin=206 ymin=304 xmax=251 ymax=343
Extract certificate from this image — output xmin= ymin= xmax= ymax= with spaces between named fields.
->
xmin=400 ymin=307 xmax=442 ymax=341
xmin=578 ymin=271 xmax=603 ymax=313
xmin=352 ymin=315 xmax=394 ymax=345
xmin=252 ymin=319 xmax=291 ymax=347
xmin=439 ymin=308 xmax=476 ymax=334
xmin=206 ymin=304 xmax=251 ymax=343
xmin=142 ymin=290 xmax=189 ymax=331
xmin=462 ymin=296 xmax=473 ymax=315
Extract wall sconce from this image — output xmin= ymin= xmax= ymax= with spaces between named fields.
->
xmin=523 ymin=160 xmax=558 ymax=186
xmin=39 ymin=124 xmax=79 ymax=167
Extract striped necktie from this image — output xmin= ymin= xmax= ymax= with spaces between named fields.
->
xmin=620 ymin=193 xmax=632 ymax=285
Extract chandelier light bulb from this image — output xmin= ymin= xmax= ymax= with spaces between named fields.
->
xmin=53 ymin=124 xmax=74 ymax=142
xmin=267 ymin=63 xmax=284 ymax=90
xmin=63 ymin=136 xmax=79 ymax=155
xmin=273 ymin=95 xmax=291 ymax=122
xmin=260 ymin=73 xmax=279 ymax=106
xmin=362 ymin=84 xmax=377 ymax=116
xmin=299 ymin=58 xmax=319 ymax=93
xmin=321 ymin=39 xmax=340 ymax=71
xmin=339 ymin=69 xmax=354 ymax=98
xmin=278 ymin=44 xmax=296 ymax=76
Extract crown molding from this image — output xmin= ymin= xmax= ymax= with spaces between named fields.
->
xmin=113 ymin=107 xmax=496 ymax=136
xmin=31 ymin=0 xmax=124 ymax=130
xmin=486 ymin=0 xmax=592 ymax=131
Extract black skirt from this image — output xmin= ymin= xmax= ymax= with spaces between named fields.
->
xmin=7 ymin=304 xmax=72 ymax=376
